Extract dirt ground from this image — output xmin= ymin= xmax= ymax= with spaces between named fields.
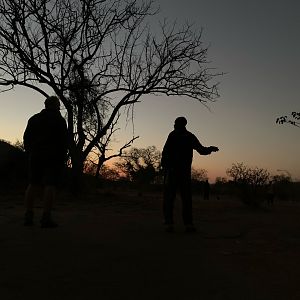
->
xmin=1 ymin=188 xmax=300 ymax=300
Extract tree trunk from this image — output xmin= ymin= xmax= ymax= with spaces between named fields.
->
xmin=95 ymin=155 xmax=105 ymax=179
xmin=70 ymin=149 xmax=85 ymax=195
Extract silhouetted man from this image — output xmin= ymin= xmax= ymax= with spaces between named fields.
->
xmin=23 ymin=96 xmax=68 ymax=227
xmin=161 ymin=117 xmax=219 ymax=232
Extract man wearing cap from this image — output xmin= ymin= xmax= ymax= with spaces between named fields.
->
xmin=23 ymin=96 xmax=68 ymax=227
xmin=161 ymin=117 xmax=219 ymax=232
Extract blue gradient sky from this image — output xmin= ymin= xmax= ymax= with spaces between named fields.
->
xmin=0 ymin=0 xmax=299 ymax=181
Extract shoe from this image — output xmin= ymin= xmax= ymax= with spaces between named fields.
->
xmin=165 ymin=224 xmax=174 ymax=233
xmin=41 ymin=218 xmax=58 ymax=228
xmin=24 ymin=211 xmax=34 ymax=226
xmin=40 ymin=213 xmax=58 ymax=228
xmin=185 ymin=225 xmax=197 ymax=233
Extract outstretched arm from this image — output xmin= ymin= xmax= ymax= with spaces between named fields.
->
xmin=193 ymin=135 xmax=219 ymax=155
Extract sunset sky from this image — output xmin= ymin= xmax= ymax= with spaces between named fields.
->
xmin=0 ymin=0 xmax=299 ymax=182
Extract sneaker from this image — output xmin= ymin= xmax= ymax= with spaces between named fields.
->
xmin=24 ymin=211 xmax=34 ymax=226
xmin=185 ymin=225 xmax=197 ymax=233
xmin=41 ymin=218 xmax=58 ymax=228
xmin=40 ymin=213 xmax=58 ymax=228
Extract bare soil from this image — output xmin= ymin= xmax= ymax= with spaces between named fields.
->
xmin=1 ymin=189 xmax=300 ymax=300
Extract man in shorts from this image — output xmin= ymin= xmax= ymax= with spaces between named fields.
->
xmin=23 ymin=96 xmax=68 ymax=227
xmin=161 ymin=117 xmax=219 ymax=232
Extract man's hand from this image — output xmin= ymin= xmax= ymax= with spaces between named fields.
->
xmin=209 ymin=146 xmax=219 ymax=153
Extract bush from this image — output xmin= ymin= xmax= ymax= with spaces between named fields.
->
xmin=0 ymin=140 xmax=27 ymax=188
xmin=226 ymin=162 xmax=270 ymax=207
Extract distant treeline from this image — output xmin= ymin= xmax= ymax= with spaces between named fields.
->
xmin=0 ymin=140 xmax=298 ymax=205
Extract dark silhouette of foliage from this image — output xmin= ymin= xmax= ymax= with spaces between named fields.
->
xmin=191 ymin=167 xmax=208 ymax=182
xmin=271 ymin=174 xmax=292 ymax=201
xmin=84 ymin=162 xmax=121 ymax=181
xmin=115 ymin=146 xmax=161 ymax=184
xmin=226 ymin=162 xmax=270 ymax=207
xmin=0 ymin=139 xmax=27 ymax=188
xmin=276 ymin=112 xmax=300 ymax=127
xmin=226 ymin=162 xmax=270 ymax=187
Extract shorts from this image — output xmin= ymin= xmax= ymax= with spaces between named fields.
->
xmin=28 ymin=154 xmax=64 ymax=187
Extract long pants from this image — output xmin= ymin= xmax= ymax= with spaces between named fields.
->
xmin=163 ymin=167 xmax=193 ymax=225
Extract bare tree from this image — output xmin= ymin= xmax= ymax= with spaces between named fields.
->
xmin=84 ymin=109 xmax=139 ymax=178
xmin=226 ymin=162 xmax=270 ymax=207
xmin=97 ymin=164 xmax=122 ymax=181
xmin=226 ymin=162 xmax=250 ymax=183
xmin=191 ymin=167 xmax=208 ymax=182
xmin=0 ymin=0 xmax=220 ymax=183
xmin=115 ymin=145 xmax=161 ymax=183
xmin=226 ymin=162 xmax=270 ymax=186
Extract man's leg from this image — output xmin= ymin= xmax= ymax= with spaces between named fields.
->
xmin=43 ymin=185 xmax=56 ymax=212
xmin=41 ymin=185 xmax=58 ymax=228
xmin=24 ymin=184 xmax=41 ymax=225
xmin=163 ymin=170 xmax=176 ymax=230
xmin=181 ymin=184 xmax=193 ymax=225
xmin=180 ymin=169 xmax=196 ymax=232
xmin=41 ymin=161 xmax=61 ymax=228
